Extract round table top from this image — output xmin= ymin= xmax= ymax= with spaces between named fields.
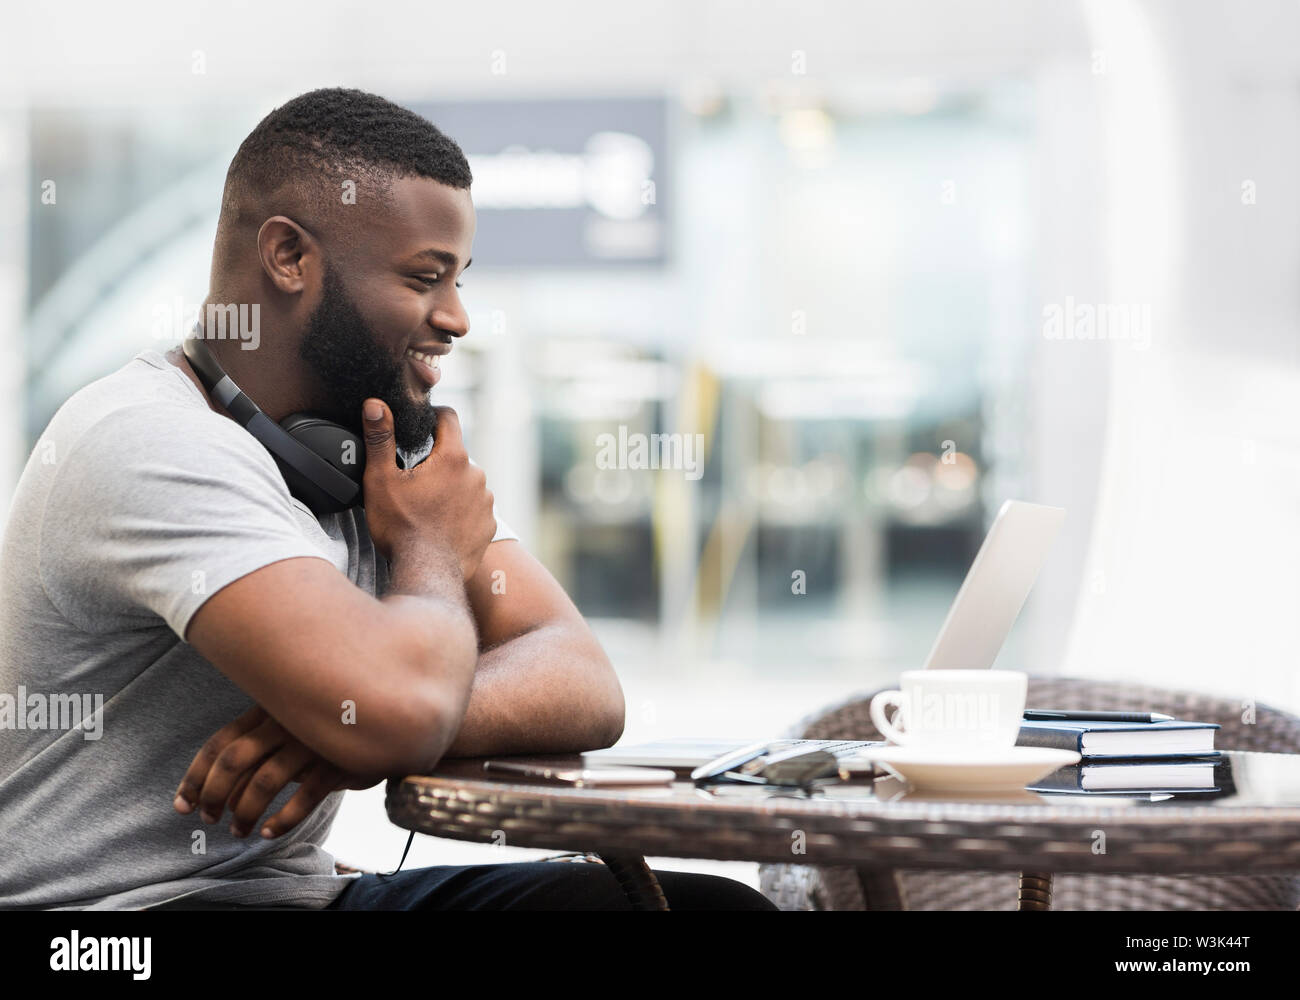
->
xmin=385 ymin=750 xmax=1300 ymax=875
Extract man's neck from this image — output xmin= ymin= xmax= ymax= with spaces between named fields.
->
xmin=180 ymin=296 xmax=320 ymax=422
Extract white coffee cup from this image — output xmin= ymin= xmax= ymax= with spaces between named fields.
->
xmin=869 ymin=670 xmax=1028 ymax=749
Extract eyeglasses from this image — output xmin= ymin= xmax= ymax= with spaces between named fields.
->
xmin=691 ymin=743 xmax=843 ymax=788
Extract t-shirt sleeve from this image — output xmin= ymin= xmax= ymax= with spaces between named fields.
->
xmin=463 ymin=456 xmax=518 ymax=543
xmin=38 ymin=404 xmax=335 ymax=639
xmin=491 ymin=511 xmax=518 ymax=543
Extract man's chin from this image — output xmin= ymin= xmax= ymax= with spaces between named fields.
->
xmin=390 ymin=402 xmax=438 ymax=455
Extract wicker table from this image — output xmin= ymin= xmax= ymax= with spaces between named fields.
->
xmin=385 ymin=750 xmax=1300 ymax=910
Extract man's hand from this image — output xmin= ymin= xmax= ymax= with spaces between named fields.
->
xmin=173 ymin=705 xmax=381 ymax=839
xmin=361 ymin=399 xmax=496 ymax=581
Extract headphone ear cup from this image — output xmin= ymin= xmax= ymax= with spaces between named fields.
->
xmin=278 ymin=414 xmax=365 ymax=514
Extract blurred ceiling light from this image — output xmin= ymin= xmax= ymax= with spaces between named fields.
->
xmin=748 ymin=459 xmax=842 ymax=516
xmin=871 ymin=452 xmax=979 ymax=518
xmin=888 ymin=464 xmax=932 ymax=509
xmin=864 ymin=466 xmax=893 ymax=504
xmin=803 ymin=458 xmax=837 ymax=498
xmin=592 ymin=468 xmax=636 ymax=506
xmin=934 ymin=483 xmax=976 ymax=511
xmin=769 ymin=465 xmax=803 ymax=505
xmin=758 ymin=79 xmax=825 ymax=116
xmin=680 ymin=78 xmax=727 ymax=118
xmin=934 ymin=451 xmax=978 ymax=491
xmin=778 ymin=107 xmax=834 ymax=154
xmin=564 ymin=464 xmax=597 ymax=504
xmin=565 ymin=464 xmax=651 ymax=519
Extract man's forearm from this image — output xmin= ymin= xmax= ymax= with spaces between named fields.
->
xmin=377 ymin=538 xmax=480 ymax=768
xmin=441 ymin=624 xmax=625 ymax=758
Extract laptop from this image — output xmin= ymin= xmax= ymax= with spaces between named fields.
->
xmin=582 ymin=500 xmax=1066 ymax=771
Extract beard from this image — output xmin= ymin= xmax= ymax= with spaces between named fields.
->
xmin=299 ymin=261 xmax=436 ymax=455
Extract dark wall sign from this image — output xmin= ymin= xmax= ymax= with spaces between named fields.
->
xmin=410 ymin=98 xmax=668 ymax=268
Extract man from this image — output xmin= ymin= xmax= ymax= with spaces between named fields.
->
xmin=0 ymin=88 xmax=773 ymax=910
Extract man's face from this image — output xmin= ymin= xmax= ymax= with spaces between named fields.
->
xmin=299 ymin=176 xmax=475 ymax=454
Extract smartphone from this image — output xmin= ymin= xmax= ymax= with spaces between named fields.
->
xmin=482 ymin=760 xmax=676 ymax=787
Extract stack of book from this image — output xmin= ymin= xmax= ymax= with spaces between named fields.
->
xmin=1016 ymin=711 xmax=1226 ymax=797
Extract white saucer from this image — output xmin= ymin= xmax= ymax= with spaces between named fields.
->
xmin=854 ymin=745 xmax=1081 ymax=792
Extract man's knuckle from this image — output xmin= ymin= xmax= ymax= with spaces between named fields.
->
xmin=250 ymin=772 xmax=282 ymax=797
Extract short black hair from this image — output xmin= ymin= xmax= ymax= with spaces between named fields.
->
xmin=220 ymin=87 xmax=471 ymax=225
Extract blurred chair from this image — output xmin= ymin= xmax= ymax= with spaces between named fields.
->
xmin=758 ymin=676 xmax=1300 ymax=911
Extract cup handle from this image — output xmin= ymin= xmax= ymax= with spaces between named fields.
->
xmin=870 ymin=690 xmax=910 ymax=745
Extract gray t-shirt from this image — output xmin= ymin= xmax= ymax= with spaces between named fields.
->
xmin=0 ymin=349 xmax=514 ymax=909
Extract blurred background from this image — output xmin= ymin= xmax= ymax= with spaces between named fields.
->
xmin=2 ymin=0 xmax=1297 ymax=884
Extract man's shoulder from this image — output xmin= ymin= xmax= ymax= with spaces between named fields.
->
xmin=43 ymin=349 xmax=266 ymax=466
xmin=52 ymin=348 xmax=205 ymax=419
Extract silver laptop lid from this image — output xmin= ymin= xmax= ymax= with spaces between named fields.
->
xmin=921 ymin=500 xmax=1066 ymax=671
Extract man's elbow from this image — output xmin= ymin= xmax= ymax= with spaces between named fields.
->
xmin=588 ymin=646 xmax=625 ymax=749
xmin=595 ymin=708 xmax=625 ymax=750
xmin=391 ymin=688 xmax=466 ymax=774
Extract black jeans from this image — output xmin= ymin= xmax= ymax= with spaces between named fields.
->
xmin=327 ymin=862 xmax=778 ymax=911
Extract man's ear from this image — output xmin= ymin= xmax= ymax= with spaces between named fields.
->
xmin=256 ymin=215 xmax=319 ymax=294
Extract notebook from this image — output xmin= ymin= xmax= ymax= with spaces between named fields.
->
xmin=1016 ymin=718 xmax=1220 ymax=758
xmin=1029 ymin=758 xmax=1223 ymax=794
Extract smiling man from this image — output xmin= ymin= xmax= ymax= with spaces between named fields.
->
xmin=0 ymin=89 xmax=773 ymax=911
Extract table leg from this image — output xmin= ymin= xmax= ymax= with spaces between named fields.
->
xmin=597 ymin=853 xmax=670 ymax=911
xmin=1018 ymin=871 xmax=1053 ymax=910
xmin=854 ymin=867 xmax=904 ymax=910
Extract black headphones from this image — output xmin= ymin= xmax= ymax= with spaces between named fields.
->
xmin=182 ymin=334 xmax=365 ymax=515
